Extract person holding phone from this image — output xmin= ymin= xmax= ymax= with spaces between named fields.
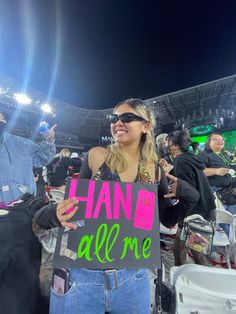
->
xmin=0 ymin=111 xmax=56 ymax=205
xmin=35 ymin=99 xmax=199 ymax=314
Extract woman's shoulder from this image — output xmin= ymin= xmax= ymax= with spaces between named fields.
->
xmin=88 ymin=146 xmax=110 ymax=173
xmin=88 ymin=146 xmax=109 ymax=158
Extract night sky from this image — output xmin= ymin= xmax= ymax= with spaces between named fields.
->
xmin=1 ymin=0 xmax=236 ymax=109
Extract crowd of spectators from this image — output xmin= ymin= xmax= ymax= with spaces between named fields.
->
xmin=0 ymin=104 xmax=236 ymax=314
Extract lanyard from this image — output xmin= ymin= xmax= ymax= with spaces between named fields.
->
xmin=214 ymin=152 xmax=231 ymax=166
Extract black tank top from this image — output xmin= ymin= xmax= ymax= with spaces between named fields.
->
xmin=92 ymin=161 xmax=159 ymax=184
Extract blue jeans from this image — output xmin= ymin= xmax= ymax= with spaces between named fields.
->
xmin=49 ymin=268 xmax=150 ymax=314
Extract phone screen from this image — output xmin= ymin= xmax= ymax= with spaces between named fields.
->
xmin=52 ymin=269 xmax=69 ymax=294
xmin=53 ymin=274 xmax=66 ymax=294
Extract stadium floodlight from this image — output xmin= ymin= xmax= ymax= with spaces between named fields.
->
xmin=13 ymin=93 xmax=32 ymax=105
xmin=41 ymin=103 xmax=52 ymax=113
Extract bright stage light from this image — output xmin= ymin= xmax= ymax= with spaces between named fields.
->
xmin=14 ymin=93 xmax=32 ymax=105
xmin=41 ymin=103 xmax=52 ymax=113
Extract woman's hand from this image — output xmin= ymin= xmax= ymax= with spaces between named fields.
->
xmin=215 ymin=168 xmax=229 ymax=176
xmin=44 ymin=124 xmax=57 ymax=143
xmin=56 ymin=197 xmax=79 ymax=230
xmin=159 ymin=158 xmax=173 ymax=174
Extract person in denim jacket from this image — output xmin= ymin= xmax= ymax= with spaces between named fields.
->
xmin=0 ymin=111 xmax=56 ymax=205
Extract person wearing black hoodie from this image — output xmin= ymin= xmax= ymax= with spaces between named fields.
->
xmin=0 ymin=194 xmax=47 ymax=314
xmin=167 ymin=131 xmax=216 ymax=266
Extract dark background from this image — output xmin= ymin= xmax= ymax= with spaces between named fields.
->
xmin=1 ymin=0 xmax=236 ymax=109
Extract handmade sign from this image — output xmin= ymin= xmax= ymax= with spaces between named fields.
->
xmin=53 ymin=178 xmax=161 ymax=269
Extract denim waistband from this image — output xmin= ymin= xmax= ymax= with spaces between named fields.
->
xmin=69 ymin=268 xmax=140 ymax=290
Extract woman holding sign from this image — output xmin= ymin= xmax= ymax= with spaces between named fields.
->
xmin=35 ymin=98 xmax=199 ymax=314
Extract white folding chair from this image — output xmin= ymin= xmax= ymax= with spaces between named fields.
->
xmin=213 ymin=209 xmax=233 ymax=268
xmin=230 ymin=214 xmax=236 ymax=243
xmin=170 ymin=264 xmax=236 ymax=314
xmin=214 ymin=191 xmax=225 ymax=210
xmin=216 ymin=209 xmax=233 ymax=226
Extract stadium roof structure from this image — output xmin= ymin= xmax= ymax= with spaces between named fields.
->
xmin=145 ymin=74 xmax=236 ymax=133
xmin=0 ymin=72 xmax=236 ymax=141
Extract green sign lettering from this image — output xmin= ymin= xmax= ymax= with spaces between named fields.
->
xmin=77 ymin=235 xmax=94 ymax=261
xmin=120 ymin=237 xmax=141 ymax=260
xmin=105 ymin=224 xmax=120 ymax=262
xmin=142 ymin=237 xmax=152 ymax=259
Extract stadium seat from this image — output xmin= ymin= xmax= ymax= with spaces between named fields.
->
xmin=170 ymin=264 xmax=236 ymax=314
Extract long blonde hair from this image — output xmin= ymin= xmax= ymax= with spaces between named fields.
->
xmin=106 ymin=98 xmax=158 ymax=172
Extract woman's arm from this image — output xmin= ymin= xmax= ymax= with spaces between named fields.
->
xmin=34 ymin=198 xmax=79 ymax=229
xmin=158 ymin=167 xmax=200 ymax=227
xmin=203 ymin=167 xmax=229 ymax=177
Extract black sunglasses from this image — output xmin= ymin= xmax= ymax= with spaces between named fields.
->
xmin=107 ymin=112 xmax=147 ymax=124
